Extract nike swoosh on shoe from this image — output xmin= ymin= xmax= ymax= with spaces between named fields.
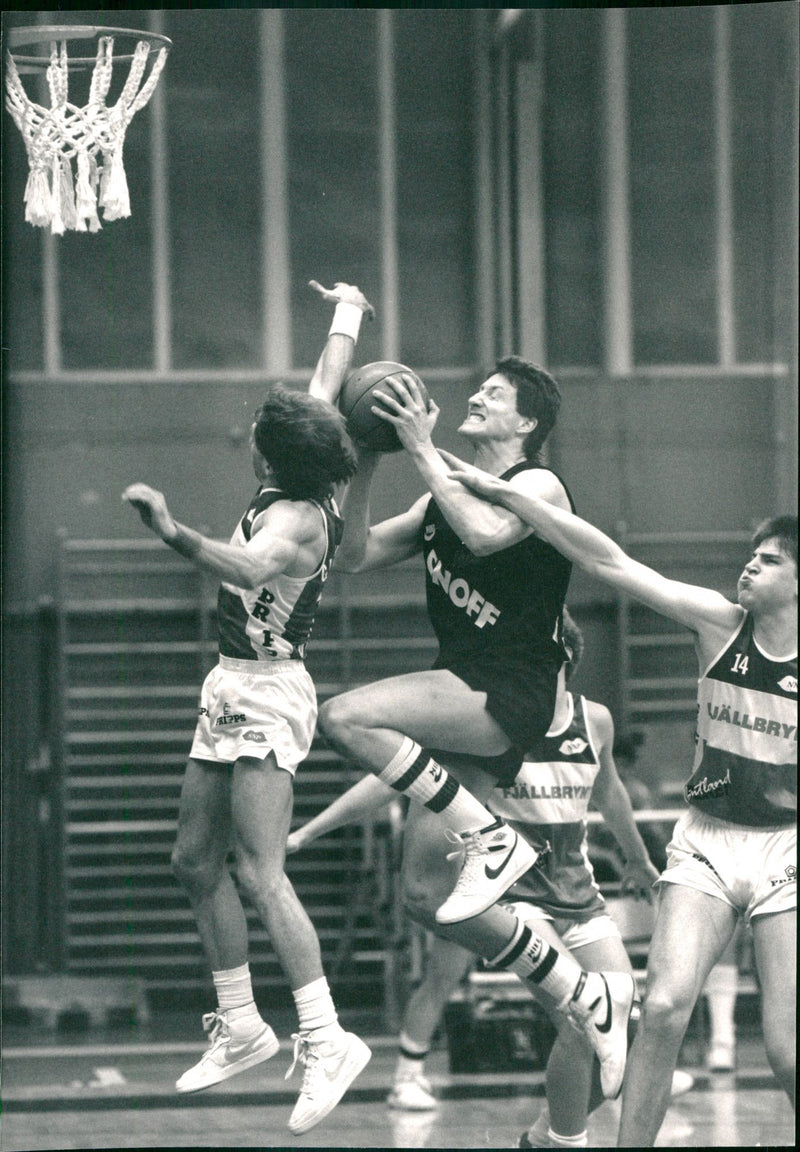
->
xmin=592 ymin=976 xmax=613 ymax=1035
xmin=484 ymin=833 xmax=518 ymax=880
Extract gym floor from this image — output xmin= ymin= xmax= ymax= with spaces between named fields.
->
xmin=1 ymin=1012 xmax=794 ymax=1149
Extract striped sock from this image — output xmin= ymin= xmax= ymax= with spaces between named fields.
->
xmin=396 ymin=1032 xmax=429 ymax=1080
xmin=377 ymin=737 xmax=496 ymax=834
xmin=488 ymin=920 xmax=581 ymax=1008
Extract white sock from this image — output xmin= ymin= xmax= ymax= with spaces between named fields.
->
xmin=548 ymin=1128 xmax=588 ymax=1148
xmin=213 ymin=961 xmax=255 ymax=1010
xmin=528 ymin=1105 xmax=588 ymax=1147
xmin=704 ymin=963 xmax=738 ymax=1048
xmin=489 ymin=920 xmax=582 ymax=1008
xmin=293 ymin=976 xmax=341 ymax=1036
xmin=212 ymin=963 xmax=263 ymax=1037
xmin=377 ymin=738 xmax=497 ymax=835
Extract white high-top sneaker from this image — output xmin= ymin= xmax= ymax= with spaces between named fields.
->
xmin=286 ymin=1028 xmax=372 ymax=1134
xmin=175 ymin=1010 xmax=279 ymax=1092
xmin=435 ymin=818 xmax=538 ymax=925
xmin=567 ymin=970 xmax=635 ymax=1100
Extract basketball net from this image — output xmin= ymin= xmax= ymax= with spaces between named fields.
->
xmin=5 ymin=36 xmax=168 ymax=233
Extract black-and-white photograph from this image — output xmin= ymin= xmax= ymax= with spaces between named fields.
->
xmin=1 ymin=6 xmax=796 ymax=1149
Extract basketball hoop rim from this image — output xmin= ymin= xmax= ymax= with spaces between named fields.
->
xmin=6 ymin=25 xmax=173 ymax=70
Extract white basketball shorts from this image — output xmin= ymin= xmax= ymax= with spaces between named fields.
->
xmin=658 ymin=806 xmax=796 ymax=923
xmin=189 ymin=656 xmax=317 ymax=775
xmin=502 ymin=898 xmax=622 ymax=951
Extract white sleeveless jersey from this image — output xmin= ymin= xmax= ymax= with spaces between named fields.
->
xmin=688 ymin=612 xmax=796 ymax=827
xmin=216 ymin=486 xmax=343 ymax=662
xmin=490 ymin=693 xmax=607 ymax=921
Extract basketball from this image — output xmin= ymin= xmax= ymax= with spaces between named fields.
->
xmin=339 ymin=362 xmax=428 ymax=453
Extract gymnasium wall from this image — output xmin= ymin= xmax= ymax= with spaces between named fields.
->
xmin=1 ymin=369 xmax=784 ymax=603
xmin=4 ymin=6 xmax=795 ymax=607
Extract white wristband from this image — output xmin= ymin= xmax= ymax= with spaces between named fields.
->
xmin=328 ymin=301 xmax=363 ymax=342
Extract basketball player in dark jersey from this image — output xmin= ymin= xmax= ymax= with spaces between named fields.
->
xmin=122 ymin=282 xmax=376 ymax=1135
xmin=445 ymin=456 xmax=797 ymax=1145
xmin=289 ymin=610 xmax=663 ymax=1145
xmin=317 ymin=361 xmax=636 ymax=1100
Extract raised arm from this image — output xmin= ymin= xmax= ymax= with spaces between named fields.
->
xmin=286 ymin=775 xmax=396 ymax=854
xmin=370 ymin=373 xmax=571 ymax=555
xmin=587 ymin=702 xmax=660 ymax=901
xmin=334 ymin=450 xmax=427 ymax=572
xmin=307 ymin=280 xmax=375 ymax=406
xmin=122 ymin=484 xmax=317 ymax=588
xmin=443 ymin=451 xmax=742 ymax=636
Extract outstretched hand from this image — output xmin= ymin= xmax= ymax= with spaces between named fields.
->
xmin=438 ymin=450 xmax=509 ymax=503
xmin=122 ymin=483 xmax=177 ymax=539
xmin=309 ymin=280 xmax=375 ymax=321
xmin=619 ymin=858 xmax=661 ymax=902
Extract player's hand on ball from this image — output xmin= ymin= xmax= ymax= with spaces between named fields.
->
xmin=439 ymin=450 xmax=508 ymax=502
xmin=371 ymin=372 xmax=438 ymax=453
xmin=122 ymin=483 xmax=177 ymax=540
xmin=308 ymin=279 xmax=375 ymax=320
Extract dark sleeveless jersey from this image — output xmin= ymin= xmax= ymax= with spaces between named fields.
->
xmin=490 ymin=693 xmax=606 ymax=921
xmin=420 ymin=462 xmax=575 ymax=670
xmin=216 ymin=486 xmax=343 ymax=662
xmin=687 ymin=612 xmax=797 ymax=827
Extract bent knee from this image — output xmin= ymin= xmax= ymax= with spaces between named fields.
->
xmin=318 ymin=694 xmax=359 ymax=740
xmin=319 ymin=693 xmax=383 ymax=753
xmin=403 ymin=880 xmax=436 ymax=916
xmin=172 ymin=844 xmax=220 ymax=892
xmin=402 ymin=881 xmax=439 ymax=930
xmin=235 ymin=857 xmax=287 ymax=904
xmin=638 ymin=986 xmax=696 ymax=1037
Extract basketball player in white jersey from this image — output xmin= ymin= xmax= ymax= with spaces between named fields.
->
xmin=122 ymin=282 xmax=376 ymax=1135
xmin=442 ymin=455 xmax=797 ymax=1145
xmin=287 ymin=611 xmax=661 ymax=1146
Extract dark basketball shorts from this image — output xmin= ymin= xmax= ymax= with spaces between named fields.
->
xmin=428 ymin=745 xmax=524 ymax=789
xmin=432 ymin=651 xmax=561 ymax=787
